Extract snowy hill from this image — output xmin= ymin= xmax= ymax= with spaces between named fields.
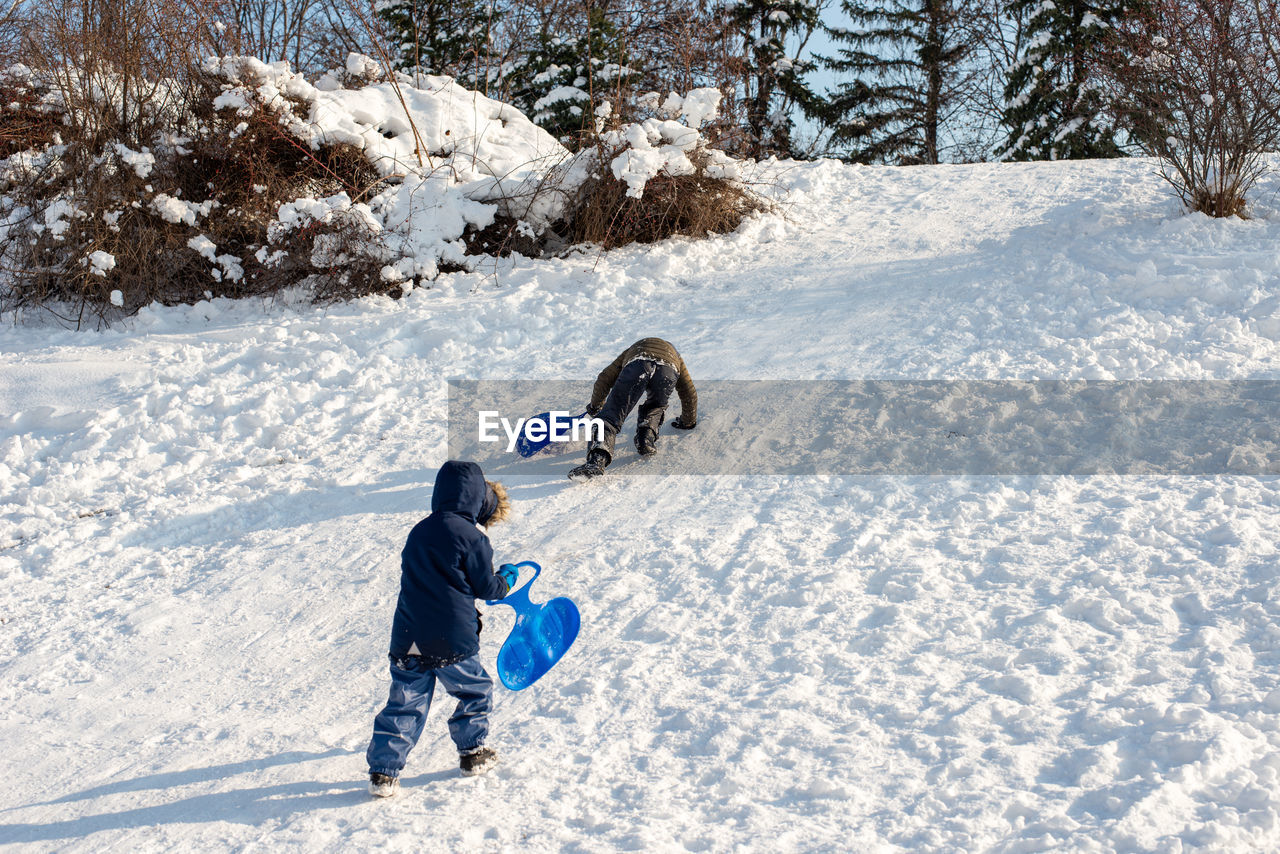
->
xmin=3 ymin=155 xmax=1280 ymax=852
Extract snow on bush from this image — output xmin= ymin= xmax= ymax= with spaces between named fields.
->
xmin=150 ymin=194 xmax=215 ymax=226
xmin=552 ymin=89 xmax=764 ymax=249
xmin=86 ymin=250 xmax=115 ymax=277
xmin=203 ymin=55 xmax=599 ymax=283
xmin=465 ymin=85 xmax=755 ymax=253
xmin=0 ymin=53 xmax=751 ymax=323
xmin=205 ymin=59 xmax=751 ymax=258
xmin=208 ymin=55 xmax=569 ymax=219
xmin=602 ymin=89 xmax=738 ymax=199
xmin=112 ymin=144 xmax=156 ymax=179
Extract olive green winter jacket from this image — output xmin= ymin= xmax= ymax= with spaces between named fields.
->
xmin=589 ymin=338 xmax=697 ymax=425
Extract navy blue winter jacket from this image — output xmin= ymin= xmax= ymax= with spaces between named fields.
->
xmin=389 ymin=461 xmax=510 ymax=664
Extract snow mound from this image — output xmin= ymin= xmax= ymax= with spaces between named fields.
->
xmin=209 ymin=56 xmax=567 ymax=189
xmin=205 ymin=55 xmax=571 ymax=279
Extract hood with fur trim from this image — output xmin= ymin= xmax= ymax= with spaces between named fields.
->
xmin=431 ymin=460 xmax=492 ymax=523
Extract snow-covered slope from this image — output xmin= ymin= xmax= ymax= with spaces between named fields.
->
xmin=3 ymin=156 xmax=1280 ymax=852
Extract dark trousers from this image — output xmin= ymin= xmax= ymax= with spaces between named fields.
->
xmin=590 ymin=359 xmax=678 ymax=465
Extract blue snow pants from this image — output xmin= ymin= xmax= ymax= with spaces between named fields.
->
xmin=366 ymin=653 xmax=493 ymax=777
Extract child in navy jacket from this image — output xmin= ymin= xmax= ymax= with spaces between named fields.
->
xmin=366 ymin=460 xmax=517 ymax=797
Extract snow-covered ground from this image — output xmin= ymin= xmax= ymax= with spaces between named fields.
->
xmin=3 ymin=156 xmax=1280 ymax=852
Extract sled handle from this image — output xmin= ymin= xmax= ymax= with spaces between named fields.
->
xmin=487 ymin=560 xmax=541 ymax=605
xmin=507 ymin=560 xmax=541 ymax=590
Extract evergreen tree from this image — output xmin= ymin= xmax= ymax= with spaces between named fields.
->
xmin=820 ymin=0 xmax=970 ymax=165
xmin=503 ymin=6 xmax=630 ymax=145
xmin=375 ymin=0 xmax=494 ymax=83
xmin=726 ymin=0 xmax=823 ymax=158
xmin=996 ymin=0 xmax=1128 ymax=160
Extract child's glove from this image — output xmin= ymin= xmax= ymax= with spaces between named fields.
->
xmin=670 ymin=416 xmax=696 ymax=430
xmin=497 ymin=564 xmax=519 ymax=591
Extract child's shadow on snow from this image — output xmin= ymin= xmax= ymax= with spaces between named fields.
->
xmin=0 ymin=748 xmax=407 ymax=844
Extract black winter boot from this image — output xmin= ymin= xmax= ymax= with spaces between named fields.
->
xmin=635 ymin=427 xmax=658 ymax=457
xmin=568 ymin=449 xmax=610 ymax=482
xmin=368 ymin=772 xmax=400 ymax=798
xmin=459 ymin=746 xmax=499 ymax=776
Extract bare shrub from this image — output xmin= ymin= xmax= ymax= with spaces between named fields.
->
xmin=23 ymin=0 xmax=219 ymax=150
xmin=566 ymin=164 xmax=767 ymax=250
xmin=463 ymin=216 xmax=548 ymax=259
xmin=1099 ymin=0 xmax=1280 ymax=217
xmin=0 ymin=59 xmax=66 ymax=157
xmin=271 ymin=208 xmax=402 ymax=304
xmin=209 ymin=0 xmax=331 ymax=73
xmin=15 ymin=163 xmax=189 ymax=323
xmin=0 ymin=63 xmax=393 ymax=325
xmin=175 ymin=80 xmax=387 ymax=301
xmin=0 ymin=0 xmax=765 ymax=324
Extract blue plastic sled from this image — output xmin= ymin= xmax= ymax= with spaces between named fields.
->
xmin=514 ymin=411 xmax=588 ymax=458
xmin=485 ymin=561 xmax=580 ymax=690
xmin=513 ymin=413 xmax=553 ymax=457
